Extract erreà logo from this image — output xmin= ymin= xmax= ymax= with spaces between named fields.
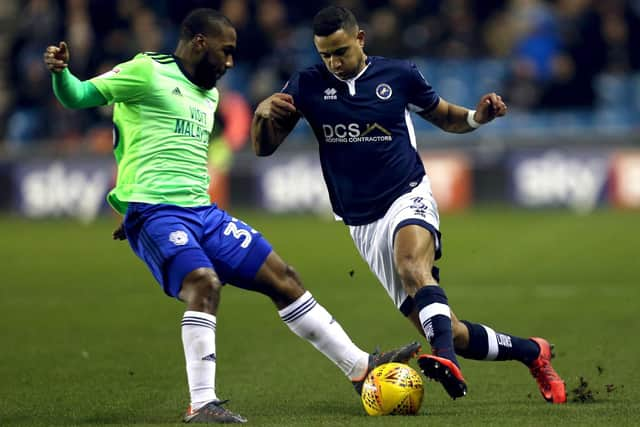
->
xmin=323 ymin=87 xmax=337 ymax=100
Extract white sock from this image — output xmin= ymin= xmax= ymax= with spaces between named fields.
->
xmin=182 ymin=310 xmax=218 ymax=410
xmin=278 ymin=291 xmax=369 ymax=380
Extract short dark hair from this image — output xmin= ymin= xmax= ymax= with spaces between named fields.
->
xmin=312 ymin=6 xmax=358 ymax=37
xmin=180 ymin=8 xmax=233 ymax=40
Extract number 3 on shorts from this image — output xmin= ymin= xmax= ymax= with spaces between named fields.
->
xmin=223 ymin=218 xmax=255 ymax=249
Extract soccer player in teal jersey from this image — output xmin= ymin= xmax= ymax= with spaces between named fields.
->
xmin=44 ymin=8 xmax=420 ymax=424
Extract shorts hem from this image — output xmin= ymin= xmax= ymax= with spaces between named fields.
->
xmin=392 ymin=218 xmax=443 ymax=260
xmin=165 ymin=248 xmax=214 ymax=298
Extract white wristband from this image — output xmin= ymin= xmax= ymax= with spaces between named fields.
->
xmin=466 ymin=109 xmax=481 ymax=129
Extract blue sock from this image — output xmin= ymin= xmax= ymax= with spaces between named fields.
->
xmin=415 ymin=286 xmax=459 ymax=367
xmin=457 ymin=321 xmax=540 ymax=366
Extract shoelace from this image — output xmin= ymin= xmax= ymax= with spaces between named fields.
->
xmin=200 ymin=400 xmax=235 ymax=416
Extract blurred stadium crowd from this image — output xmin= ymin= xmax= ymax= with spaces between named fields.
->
xmin=1 ymin=0 xmax=639 ymax=154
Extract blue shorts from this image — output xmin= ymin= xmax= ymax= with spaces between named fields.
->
xmin=124 ymin=203 xmax=273 ymax=298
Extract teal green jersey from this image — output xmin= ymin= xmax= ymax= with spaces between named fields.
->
xmin=90 ymin=53 xmax=219 ymax=214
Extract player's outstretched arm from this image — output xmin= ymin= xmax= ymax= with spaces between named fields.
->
xmin=419 ymin=93 xmax=507 ymax=134
xmin=251 ymin=93 xmax=300 ymax=156
xmin=44 ymin=41 xmax=107 ymax=109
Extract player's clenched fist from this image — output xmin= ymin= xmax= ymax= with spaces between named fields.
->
xmin=474 ymin=92 xmax=507 ymax=124
xmin=43 ymin=41 xmax=69 ymax=73
xmin=255 ymin=93 xmax=297 ymax=122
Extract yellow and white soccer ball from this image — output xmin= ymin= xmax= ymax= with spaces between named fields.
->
xmin=361 ymin=362 xmax=424 ymax=416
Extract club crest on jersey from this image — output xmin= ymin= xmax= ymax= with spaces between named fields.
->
xmin=375 ymin=83 xmax=392 ymax=100
xmin=323 ymin=87 xmax=337 ymax=100
xmin=169 ymin=230 xmax=189 ymax=246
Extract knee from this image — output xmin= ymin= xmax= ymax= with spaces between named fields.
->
xmin=280 ymin=264 xmax=305 ymax=295
xmin=395 ymin=254 xmax=435 ymax=291
xmin=270 ymin=264 xmax=305 ymax=307
xmin=180 ymin=268 xmax=222 ymax=313
xmin=254 ymin=252 xmax=306 ymax=308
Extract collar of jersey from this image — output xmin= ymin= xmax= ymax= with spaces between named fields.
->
xmin=173 ymin=55 xmax=214 ymax=90
xmin=328 ymin=56 xmax=372 ymax=84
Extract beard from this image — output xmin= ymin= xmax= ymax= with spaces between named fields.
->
xmin=192 ymin=57 xmax=221 ymax=90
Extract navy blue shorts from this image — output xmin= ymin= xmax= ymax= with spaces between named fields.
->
xmin=124 ymin=203 xmax=273 ymax=298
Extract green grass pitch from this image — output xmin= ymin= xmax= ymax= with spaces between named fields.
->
xmin=1 ymin=208 xmax=638 ymax=426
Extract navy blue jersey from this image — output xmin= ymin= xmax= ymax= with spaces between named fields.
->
xmin=283 ymin=56 xmax=439 ymax=225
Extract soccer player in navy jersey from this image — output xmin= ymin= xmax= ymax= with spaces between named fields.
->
xmin=252 ymin=6 xmax=566 ymax=404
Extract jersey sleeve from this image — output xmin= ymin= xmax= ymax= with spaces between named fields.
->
xmin=281 ymin=71 xmax=305 ymax=118
xmin=90 ymin=54 xmax=152 ymax=104
xmin=52 ymin=68 xmax=107 ymax=108
xmin=282 ymin=72 xmax=301 ymax=103
xmin=406 ymin=62 xmax=440 ymax=113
